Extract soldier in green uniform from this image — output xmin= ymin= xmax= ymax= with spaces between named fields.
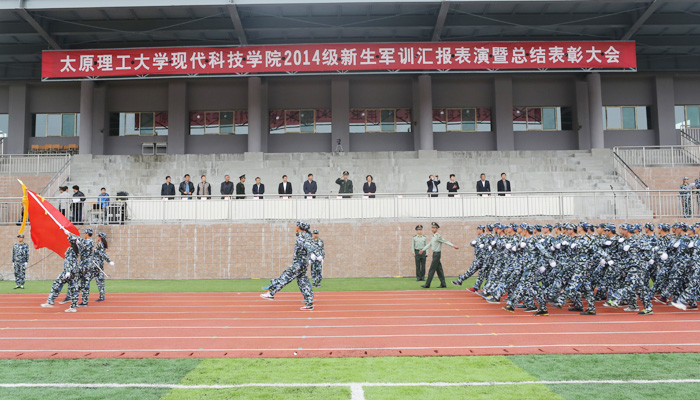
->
xmin=420 ymin=222 xmax=459 ymax=288
xmin=412 ymin=225 xmax=428 ymax=281
xmin=236 ymin=175 xmax=246 ymax=199
xmin=12 ymin=234 xmax=29 ymax=289
xmin=335 ymin=171 xmax=353 ymax=198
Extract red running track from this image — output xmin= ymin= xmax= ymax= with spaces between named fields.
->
xmin=1 ymin=290 xmax=699 ymax=359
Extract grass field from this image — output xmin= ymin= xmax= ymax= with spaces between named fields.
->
xmin=1 ymin=354 xmax=699 ymax=399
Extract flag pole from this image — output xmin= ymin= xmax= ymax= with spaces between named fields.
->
xmin=20 ymin=180 xmax=71 ymax=233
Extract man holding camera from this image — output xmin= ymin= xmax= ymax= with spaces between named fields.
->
xmin=427 ymin=175 xmax=440 ymax=198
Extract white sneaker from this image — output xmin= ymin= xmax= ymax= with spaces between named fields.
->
xmin=260 ymin=292 xmax=274 ymax=300
xmin=40 ymin=303 xmax=53 ymax=308
xmin=300 ymin=305 xmax=314 ymax=311
xmin=671 ymin=301 xmax=687 ymax=311
xmin=64 ymin=307 xmax=77 ymax=313
xmin=623 ymin=306 xmax=639 ymax=312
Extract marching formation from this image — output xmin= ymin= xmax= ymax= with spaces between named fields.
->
xmin=453 ymin=222 xmax=700 ymax=316
xmin=40 ymin=228 xmax=114 ymax=312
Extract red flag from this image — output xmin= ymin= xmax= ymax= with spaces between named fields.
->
xmin=22 ymin=186 xmax=80 ymax=258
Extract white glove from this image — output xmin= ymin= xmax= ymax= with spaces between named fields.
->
xmin=571 ymin=243 xmax=577 ymax=249
xmin=488 ymin=246 xmax=492 ymax=251
xmin=661 ymin=252 xmax=668 ymax=261
xmin=65 ymin=272 xmax=71 ymax=279
xmin=479 ymin=244 xmax=484 ymax=249
xmin=623 ymin=245 xmax=630 ymax=252
xmin=471 ymin=240 xmax=477 ymax=246
xmin=550 ymin=246 xmax=555 ymax=251
xmin=648 ymin=259 xmax=654 ymax=265
xmin=690 ymin=241 xmax=696 ymax=249
xmin=562 ymin=241 xmax=569 ymax=246
xmin=538 ymin=266 xmax=546 ymax=273
xmin=62 ymin=227 xmax=70 ymax=235
xmin=318 ymin=256 xmax=323 ymax=261
xmin=555 ymin=243 xmax=561 ymax=250
xmin=608 ymin=260 xmax=615 ymax=266
xmin=491 ymin=241 xmax=496 ymax=246
xmin=549 ymin=260 xmax=556 ymax=268
xmin=24 ymin=262 xmax=28 ymax=267
xmin=505 ymin=243 xmax=512 ymax=250
xmin=604 ymin=240 xmax=612 ymax=246
xmin=599 ymin=259 xmax=606 ymax=266
xmin=109 ymin=261 xmax=114 ymax=266
xmin=618 ymin=238 xmax=625 ymax=243
xmin=310 ymin=254 xmax=317 ymax=261
xmin=519 ymin=242 xmax=526 ymax=249
xmin=674 ymin=241 xmax=681 ymax=248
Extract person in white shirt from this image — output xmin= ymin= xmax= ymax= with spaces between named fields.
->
xmin=57 ymin=186 xmax=71 ymax=217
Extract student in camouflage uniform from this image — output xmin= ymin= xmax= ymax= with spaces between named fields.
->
xmin=412 ymin=225 xmax=428 ymax=281
xmin=309 ymin=230 xmax=325 ymax=287
xmin=83 ymin=232 xmax=114 ymax=303
xmin=41 ymin=232 xmax=85 ymax=312
xmin=261 ymin=221 xmax=316 ymax=310
xmin=452 ymin=225 xmax=487 ymax=290
xmin=12 ymin=234 xmax=29 ymax=289
xmin=419 ymin=222 xmax=459 ymax=288
xmin=680 ymin=177 xmax=693 ymax=218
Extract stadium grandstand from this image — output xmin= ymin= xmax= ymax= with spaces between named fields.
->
xmin=1 ymin=1 xmax=700 ymax=399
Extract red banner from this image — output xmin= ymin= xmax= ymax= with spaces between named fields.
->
xmin=42 ymin=41 xmax=636 ymax=79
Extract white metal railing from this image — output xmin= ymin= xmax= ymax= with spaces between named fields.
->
xmin=613 ymin=145 xmax=700 ymax=167
xmin=39 ymin=156 xmax=72 ymax=196
xmin=612 ymin=152 xmax=648 ymax=192
xmin=6 ymin=189 xmax=700 ymax=224
xmin=0 ymin=154 xmax=72 ymax=175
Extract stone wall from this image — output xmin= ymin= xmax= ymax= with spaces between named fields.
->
xmin=0 ymin=217 xmax=687 ymax=282
xmin=633 ymin=166 xmax=700 ymax=191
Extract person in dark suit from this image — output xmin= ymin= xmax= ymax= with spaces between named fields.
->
xmin=278 ymin=175 xmax=293 ymax=197
xmin=71 ymin=185 xmax=86 ymax=224
xmin=497 ymin=172 xmax=511 ymax=196
xmin=220 ymin=175 xmax=234 ymax=199
xmin=363 ymin=175 xmax=376 ymax=198
xmin=427 ymin=175 xmax=440 ymax=198
xmin=252 ymin=177 xmax=265 ymax=199
xmin=236 ymin=175 xmax=246 ymax=199
xmin=179 ymin=174 xmax=194 ymax=199
xmin=161 ymin=176 xmax=175 ymax=200
xmin=303 ymin=174 xmax=317 ymax=198
xmin=476 ymin=173 xmax=490 ymax=196
xmin=446 ymin=174 xmax=459 ymax=197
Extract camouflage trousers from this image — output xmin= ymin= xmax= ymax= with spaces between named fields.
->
xmin=47 ymin=272 xmax=80 ymax=308
xmin=611 ymin=269 xmax=653 ymax=310
xmin=268 ymin=259 xmax=314 ymax=305
xmin=560 ymin=272 xmax=596 ymax=311
xmin=456 ymin=259 xmax=483 ymax=287
xmin=678 ymin=268 xmax=700 ymax=306
xmin=13 ymin=262 xmax=26 ymax=286
xmin=80 ymin=268 xmax=106 ymax=304
xmin=310 ymin=260 xmax=323 ymax=287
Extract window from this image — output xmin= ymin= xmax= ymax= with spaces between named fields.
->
xmin=33 ymin=113 xmax=80 ymax=137
xmin=269 ymin=109 xmax=331 ymax=134
xmin=349 ymin=108 xmax=411 ymax=133
xmin=0 ymin=114 xmax=8 ymax=139
xmin=189 ymin=111 xmax=247 ymax=135
xmin=432 ymin=108 xmax=491 ymax=132
xmin=109 ymin=112 xmax=168 ymax=136
xmin=603 ymin=106 xmax=650 ymax=130
xmin=513 ymin=107 xmax=572 ymax=131
xmin=675 ymin=105 xmax=700 ymax=129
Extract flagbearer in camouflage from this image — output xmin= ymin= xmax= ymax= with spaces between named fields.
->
xmin=310 ymin=230 xmax=325 ymax=287
xmin=85 ymin=232 xmax=113 ymax=303
xmin=420 ymin=222 xmax=459 ymax=289
xmin=412 ymin=225 xmax=428 ymax=281
xmin=41 ymin=235 xmax=82 ymax=312
xmin=261 ymin=221 xmax=316 ymax=310
xmin=12 ymin=234 xmax=29 ymax=289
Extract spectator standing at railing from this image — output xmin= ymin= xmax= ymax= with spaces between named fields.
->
xmin=363 ymin=175 xmax=376 ymax=198
xmin=236 ymin=175 xmax=246 ymax=199
xmin=71 ymin=185 xmax=86 ymax=224
xmin=497 ymin=173 xmax=511 ymax=196
xmin=179 ymin=174 xmax=194 ymax=200
xmin=680 ymin=177 xmax=692 ymax=218
xmin=279 ymin=175 xmax=293 ymax=198
xmin=220 ymin=175 xmax=234 ymax=199
xmin=98 ymin=188 xmax=110 ymax=221
xmin=336 ymin=171 xmax=353 ymax=199
xmin=476 ymin=173 xmax=491 ymax=196
xmin=253 ymin=177 xmax=265 ymax=199
xmin=197 ymin=175 xmax=211 ymax=200
xmin=303 ymin=174 xmax=317 ymax=198
xmin=427 ymin=174 xmax=440 ymax=198
xmin=58 ymin=186 xmax=71 ymax=216
xmin=161 ymin=176 xmax=175 ymax=200
xmin=446 ymin=174 xmax=460 ymax=197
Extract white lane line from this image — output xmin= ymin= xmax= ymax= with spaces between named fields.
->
xmin=1 ymin=343 xmax=700 ymax=352
xmin=1 ymin=330 xmax=699 ymax=340
xmin=350 ymin=383 xmax=365 ymax=400
xmin=0 ymin=379 xmax=699 ymax=389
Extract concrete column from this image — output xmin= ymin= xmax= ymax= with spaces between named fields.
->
xmin=167 ymin=81 xmax=187 ymax=154
xmin=416 ymin=74 xmax=434 ymax=151
xmin=331 ymin=77 xmax=349 ymax=152
xmin=247 ymin=76 xmax=264 ymax=153
xmin=91 ymin=84 xmax=106 ymax=155
xmin=654 ymin=75 xmax=678 ymax=146
xmin=587 ymin=73 xmax=604 ymax=149
xmin=493 ymin=77 xmax=514 ymax=151
xmin=7 ymin=83 xmax=30 ymax=154
xmin=411 ymin=78 xmax=421 ymax=150
xmin=78 ymin=81 xmax=94 ymax=155
xmin=575 ymin=79 xmax=592 ymax=150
